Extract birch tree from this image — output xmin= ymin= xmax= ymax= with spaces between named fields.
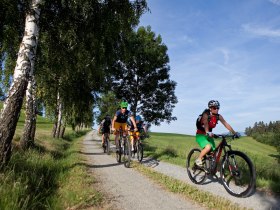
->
xmin=20 ymin=75 xmax=37 ymax=149
xmin=0 ymin=0 xmax=41 ymax=167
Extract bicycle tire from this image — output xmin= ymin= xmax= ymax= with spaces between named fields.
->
xmin=116 ymin=139 xmax=122 ymax=163
xmin=186 ymin=148 xmax=207 ymax=184
xmin=123 ymin=138 xmax=131 ymax=168
xmin=137 ymin=142 xmax=144 ymax=162
xmin=103 ymin=143 xmax=106 ymax=153
xmin=106 ymin=136 xmax=110 ymax=155
xmin=220 ymin=150 xmax=256 ymax=197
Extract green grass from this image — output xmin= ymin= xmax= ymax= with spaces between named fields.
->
xmin=0 ymin=109 xmax=103 ymax=209
xmin=143 ymin=132 xmax=280 ymax=194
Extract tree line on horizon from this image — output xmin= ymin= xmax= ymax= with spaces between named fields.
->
xmin=245 ymin=121 xmax=280 ymax=154
xmin=0 ymin=0 xmax=177 ymax=168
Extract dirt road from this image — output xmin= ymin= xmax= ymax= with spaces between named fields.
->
xmin=83 ymin=130 xmax=280 ymax=210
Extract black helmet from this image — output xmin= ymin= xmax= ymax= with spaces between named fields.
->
xmin=208 ymin=100 xmax=220 ymax=108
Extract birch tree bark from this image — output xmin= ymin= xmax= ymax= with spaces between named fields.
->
xmin=0 ymin=0 xmax=41 ymax=167
xmin=54 ymin=91 xmax=63 ymax=138
xmin=20 ymin=75 xmax=37 ymax=149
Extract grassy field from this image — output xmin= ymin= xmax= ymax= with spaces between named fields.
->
xmin=143 ymin=132 xmax=280 ymax=194
xmin=0 ymin=111 xmax=102 ymax=209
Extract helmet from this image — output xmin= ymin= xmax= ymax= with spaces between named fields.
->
xmin=208 ymin=100 xmax=220 ymax=108
xmin=120 ymin=101 xmax=128 ymax=108
xmin=135 ymin=115 xmax=142 ymax=121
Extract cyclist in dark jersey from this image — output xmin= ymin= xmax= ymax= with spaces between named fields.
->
xmin=111 ymin=101 xmax=138 ymax=150
xmin=195 ymin=100 xmax=240 ymax=167
xmin=98 ymin=114 xmax=112 ymax=147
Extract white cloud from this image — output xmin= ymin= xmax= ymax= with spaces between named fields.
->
xmin=242 ymin=24 xmax=280 ymax=38
xmin=269 ymin=0 xmax=280 ymax=6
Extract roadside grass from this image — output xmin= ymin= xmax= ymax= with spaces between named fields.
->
xmin=143 ymin=132 xmax=280 ymax=194
xmin=133 ymin=162 xmax=249 ymax=210
xmin=0 ymin=112 xmax=102 ymax=209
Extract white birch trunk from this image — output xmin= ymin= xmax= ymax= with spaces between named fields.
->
xmin=55 ymin=91 xmax=63 ymax=138
xmin=20 ymin=76 xmax=37 ymax=149
xmin=0 ymin=0 xmax=41 ymax=166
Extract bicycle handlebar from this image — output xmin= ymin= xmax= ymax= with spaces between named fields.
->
xmin=213 ymin=133 xmax=239 ymax=139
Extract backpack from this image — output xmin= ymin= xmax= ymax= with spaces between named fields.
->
xmin=103 ymin=117 xmax=111 ymax=128
xmin=196 ymin=109 xmax=219 ymax=131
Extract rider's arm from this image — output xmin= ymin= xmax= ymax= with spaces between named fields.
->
xmin=112 ymin=115 xmax=117 ymax=131
xmin=219 ymin=115 xmax=237 ymax=134
xmin=202 ymin=113 xmax=211 ymax=135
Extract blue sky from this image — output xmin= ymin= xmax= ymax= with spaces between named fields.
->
xmin=139 ymin=0 xmax=280 ymax=135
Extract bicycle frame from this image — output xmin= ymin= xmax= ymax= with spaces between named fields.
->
xmin=206 ymin=135 xmax=233 ymax=175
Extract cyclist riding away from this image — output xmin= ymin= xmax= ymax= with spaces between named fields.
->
xmin=195 ymin=100 xmax=240 ymax=167
xmin=127 ymin=115 xmax=147 ymax=151
xmin=112 ymin=101 xmax=138 ymax=150
xmin=98 ymin=114 xmax=112 ymax=148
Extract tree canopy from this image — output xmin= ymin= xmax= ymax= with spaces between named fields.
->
xmin=110 ymin=26 xmax=178 ymax=125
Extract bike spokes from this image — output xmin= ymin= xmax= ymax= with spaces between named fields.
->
xmin=221 ymin=151 xmax=256 ymax=197
xmin=186 ymin=148 xmax=207 ymax=184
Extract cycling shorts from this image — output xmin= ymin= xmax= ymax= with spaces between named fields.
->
xmin=114 ymin=122 xmax=127 ymax=135
xmin=196 ymin=134 xmax=215 ymax=150
xmin=101 ymin=127 xmax=110 ymax=134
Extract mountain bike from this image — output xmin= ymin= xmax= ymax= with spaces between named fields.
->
xmin=186 ymin=134 xmax=256 ymax=197
xmin=115 ymin=128 xmax=131 ymax=168
xmin=103 ymin=132 xmax=110 ymax=155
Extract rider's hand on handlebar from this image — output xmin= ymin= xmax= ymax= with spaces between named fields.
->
xmin=134 ymin=128 xmax=138 ymax=132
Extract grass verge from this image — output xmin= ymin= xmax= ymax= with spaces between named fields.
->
xmin=133 ymin=162 xmax=250 ymax=210
xmin=0 ymin=130 xmax=103 ymax=210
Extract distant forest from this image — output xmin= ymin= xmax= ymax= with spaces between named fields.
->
xmin=245 ymin=121 xmax=280 ymax=152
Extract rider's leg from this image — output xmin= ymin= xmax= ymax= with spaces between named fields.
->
xmin=195 ymin=134 xmax=215 ymax=166
xmin=198 ymin=144 xmax=211 ymax=159
xmin=115 ymin=133 xmax=120 ymax=149
xmin=102 ymin=134 xmax=105 ymax=146
xmin=131 ymin=134 xmax=135 ymax=151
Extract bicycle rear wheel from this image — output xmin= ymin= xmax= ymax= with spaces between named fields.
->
xmin=220 ymin=150 xmax=256 ymax=197
xmin=105 ymin=136 xmax=110 ymax=155
xmin=137 ymin=142 xmax=144 ymax=162
xmin=123 ymin=138 xmax=131 ymax=168
xmin=186 ymin=148 xmax=207 ymax=184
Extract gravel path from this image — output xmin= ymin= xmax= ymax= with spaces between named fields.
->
xmin=83 ymin=130 xmax=280 ymax=210
xmin=83 ymin=130 xmax=204 ymax=210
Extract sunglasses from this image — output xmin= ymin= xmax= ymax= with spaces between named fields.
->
xmin=211 ymin=107 xmax=219 ymax=110
xmin=121 ymin=107 xmax=127 ymax=109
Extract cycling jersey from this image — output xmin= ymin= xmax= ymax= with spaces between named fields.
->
xmin=115 ymin=110 xmax=131 ymax=123
xmin=196 ymin=114 xmax=219 ymax=135
xmin=128 ymin=119 xmax=145 ymax=132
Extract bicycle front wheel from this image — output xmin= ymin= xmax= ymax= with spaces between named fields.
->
xmin=186 ymin=148 xmax=207 ymax=184
xmin=123 ymin=139 xmax=131 ymax=168
xmin=137 ymin=142 xmax=144 ymax=162
xmin=220 ymin=150 xmax=256 ymax=197
xmin=116 ymin=140 xmax=122 ymax=163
